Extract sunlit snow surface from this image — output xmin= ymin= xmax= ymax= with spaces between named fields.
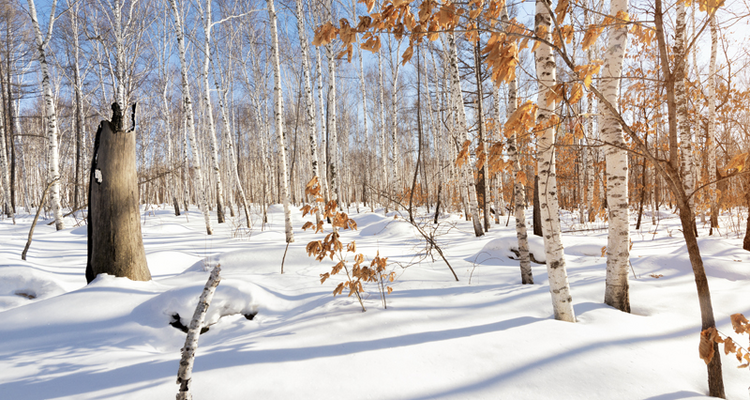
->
xmin=0 ymin=205 xmax=748 ymax=399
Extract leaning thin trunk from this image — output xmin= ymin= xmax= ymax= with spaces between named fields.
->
xmin=27 ymin=0 xmax=63 ymax=231
xmin=176 ymin=265 xmax=221 ymax=400
xmin=534 ymin=0 xmax=575 ymax=322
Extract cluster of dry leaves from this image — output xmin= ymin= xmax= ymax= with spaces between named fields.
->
xmin=301 ymin=177 xmax=394 ymax=312
xmin=700 ymin=313 xmax=750 ymax=368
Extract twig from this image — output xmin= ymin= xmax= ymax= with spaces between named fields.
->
xmin=22 ymin=178 xmax=59 ymax=261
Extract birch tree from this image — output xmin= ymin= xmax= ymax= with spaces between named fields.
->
xmin=447 ymin=33 xmax=484 ymax=237
xmin=0 ymin=103 xmax=12 ymax=218
xmin=167 ymin=0 xmax=213 ymax=235
xmin=27 ymin=0 xmax=63 ymax=231
xmin=295 ymin=0 xmax=323 ymax=222
xmin=534 ymin=0 xmax=575 ymax=322
xmin=674 ymin=1 xmax=694 ymax=212
xmin=267 ymin=0 xmax=294 ymax=244
xmin=377 ymin=48 xmax=389 ymax=211
xmin=601 ymin=0 xmax=631 ymax=312
xmin=500 ymin=2 xmax=532 ymax=284
xmin=196 ymin=0 xmax=227 ymax=224
xmin=707 ymin=12 xmax=718 ymax=234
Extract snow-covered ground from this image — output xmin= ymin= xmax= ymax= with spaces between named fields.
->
xmin=0 ymin=204 xmax=748 ymax=399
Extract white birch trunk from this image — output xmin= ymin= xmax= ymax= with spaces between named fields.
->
xmin=675 ymin=1 xmax=694 ymax=208
xmin=314 ymin=40 xmax=330 ymax=206
xmin=267 ymin=0 xmax=294 ymax=244
xmin=535 ymin=0 xmax=575 ymax=322
xmin=27 ymin=0 xmax=63 ymax=231
xmin=198 ymin=0 xmax=226 ymax=224
xmin=0 ymin=104 xmax=12 ymax=218
xmin=176 ymin=265 xmax=221 ymax=400
xmin=378 ymin=49 xmax=389 ymax=212
xmin=447 ymin=33 xmax=483 ymax=236
xmin=501 ymin=3 xmax=532 ymax=284
xmin=390 ymin=52 xmax=401 ymax=196
xmin=295 ymin=0 xmax=323 ymax=222
xmin=324 ymin=5 xmax=339 ymax=205
xmin=353 ymin=0 xmax=370 ymax=212
xmin=167 ymin=0 xmax=213 ymax=235
xmin=600 ymin=0 xmax=631 ymax=312
xmin=707 ymin=14 xmax=719 ymax=233
xmin=215 ymin=77 xmax=251 ymax=228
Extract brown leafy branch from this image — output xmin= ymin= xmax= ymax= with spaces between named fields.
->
xmin=700 ymin=313 xmax=750 ymax=368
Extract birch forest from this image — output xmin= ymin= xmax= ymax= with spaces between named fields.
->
xmin=2 ymin=0 xmax=750 ymax=397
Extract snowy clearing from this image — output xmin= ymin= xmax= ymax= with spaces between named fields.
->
xmin=0 ymin=205 xmax=748 ymax=399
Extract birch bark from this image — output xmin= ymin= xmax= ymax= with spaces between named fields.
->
xmin=176 ymin=265 xmax=221 ymax=400
xmin=0 ymin=103 xmax=11 ymax=218
xmin=197 ymin=0 xmax=226 ymax=224
xmin=27 ymin=0 xmax=63 ymax=231
xmin=267 ymin=0 xmax=294 ymax=244
xmin=214 ymin=75 xmax=250 ymax=228
xmin=707 ymin=13 xmax=719 ymax=234
xmin=167 ymin=0 xmax=213 ymax=235
xmin=447 ymin=33 xmax=483 ymax=237
xmin=534 ymin=0 xmax=574 ymax=322
xmin=324 ymin=1 xmax=339 ymax=205
xmin=295 ymin=0 xmax=323 ymax=222
xmin=501 ymin=3 xmax=532 ymax=284
xmin=600 ymin=0 xmax=631 ymax=312
xmin=378 ymin=49 xmax=389 ymax=212
xmin=675 ymin=1 xmax=694 ymax=211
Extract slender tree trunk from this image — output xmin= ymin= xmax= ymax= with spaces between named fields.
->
xmin=378 ymin=49 xmax=389 ymax=212
xmin=198 ymin=0 xmax=226 ymax=224
xmin=675 ymin=1 xmax=695 ymax=216
xmin=176 ymin=265 xmax=221 ymax=400
xmin=167 ymin=0 xmax=213 ymax=235
xmin=267 ymin=0 xmax=294 ymax=244
xmin=535 ymin=0 xmax=575 ymax=322
xmin=390 ymin=46 xmax=401 ymax=200
xmin=447 ymin=33 xmax=483 ymax=237
xmin=474 ymin=43 xmax=490 ymax=232
xmin=27 ymin=0 xmax=63 ymax=231
xmin=500 ymin=3 xmax=532 ymax=283
xmin=296 ymin=0 xmax=323 ymax=223
xmin=0 ymin=103 xmax=11 ymax=218
xmin=707 ymin=14 xmax=719 ymax=234
xmin=601 ymin=0 xmax=631 ymax=313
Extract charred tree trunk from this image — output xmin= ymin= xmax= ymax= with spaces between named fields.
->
xmin=86 ymin=104 xmax=150 ymax=284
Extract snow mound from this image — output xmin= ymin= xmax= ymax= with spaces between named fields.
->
xmin=697 ymin=237 xmax=750 ymax=281
xmin=359 ymin=218 xmax=420 ymax=239
xmin=472 ymin=235 xmax=546 ymax=265
xmin=134 ymin=277 xmax=259 ymax=330
xmin=0 ymin=267 xmax=66 ymax=311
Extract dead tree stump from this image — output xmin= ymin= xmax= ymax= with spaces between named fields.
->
xmin=86 ymin=103 xmax=150 ymax=283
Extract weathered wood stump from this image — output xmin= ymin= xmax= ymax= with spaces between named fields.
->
xmin=86 ymin=103 xmax=150 ymax=283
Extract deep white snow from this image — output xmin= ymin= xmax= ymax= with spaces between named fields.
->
xmin=0 ymin=204 xmax=748 ymax=399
